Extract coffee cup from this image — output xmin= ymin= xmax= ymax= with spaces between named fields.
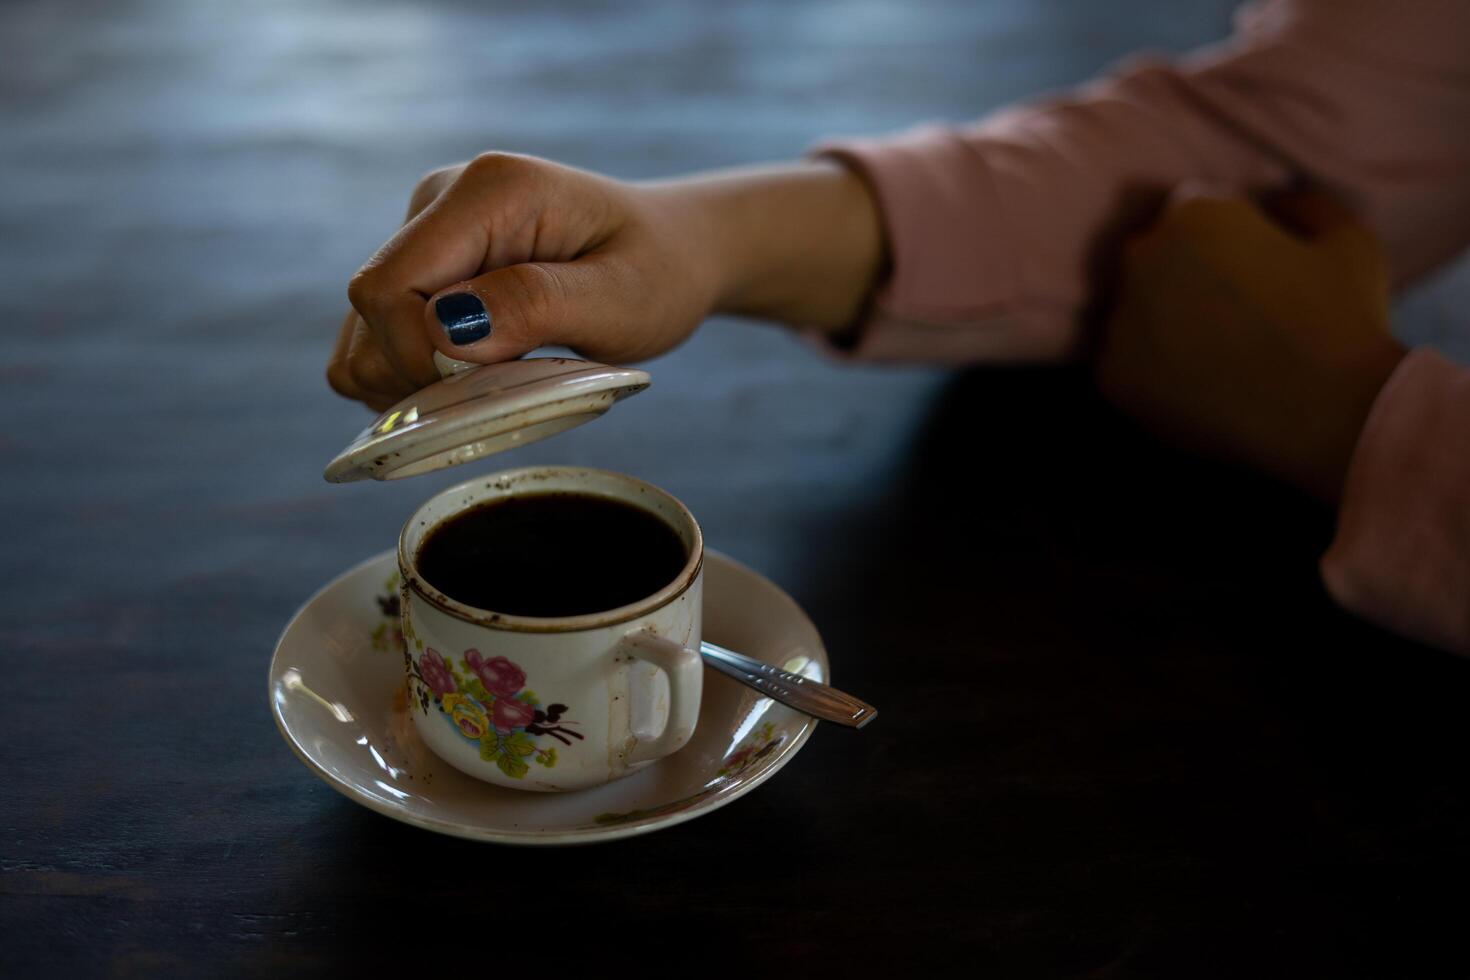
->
xmin=397 ymin=465 xmax=703 ymax=792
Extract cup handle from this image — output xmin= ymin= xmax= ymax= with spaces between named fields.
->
xmin=620 ymin=630 xmax=702 ymax=766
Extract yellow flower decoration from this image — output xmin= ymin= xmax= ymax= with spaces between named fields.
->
xmin=445 ymin=696 xmax=488 ymax=739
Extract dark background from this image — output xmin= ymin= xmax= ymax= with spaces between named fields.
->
xmin=3 ymin=0 xmax=1468 ymax=975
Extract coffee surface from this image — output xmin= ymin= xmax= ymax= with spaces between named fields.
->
xmin=416 ymin=492 xmax=688 ymax=617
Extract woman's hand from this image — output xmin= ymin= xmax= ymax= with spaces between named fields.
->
xmin=1095 ymin=189 xmax=1407 ymax=505
xmin=327 ymin=154 xmax=884 ymax=411
xmin=327 ymin=154 xmax=721 ymax=411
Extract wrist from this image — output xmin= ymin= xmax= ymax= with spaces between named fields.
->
xmin=649 ymin=161 xmax=887 ymax=332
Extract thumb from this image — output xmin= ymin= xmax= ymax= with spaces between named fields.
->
xmin=424 ymin=260 xmax=606 ymax=364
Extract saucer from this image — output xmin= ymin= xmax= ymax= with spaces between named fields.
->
xmin=269 ymin=549 xmax=829 ymax=844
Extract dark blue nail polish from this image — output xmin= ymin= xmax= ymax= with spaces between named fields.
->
xmin=435 ymin=292 xmax=491 ymax=345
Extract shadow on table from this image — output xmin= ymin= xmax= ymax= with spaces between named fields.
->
xmin=265 ymin=367 xmax=1470 ymax=974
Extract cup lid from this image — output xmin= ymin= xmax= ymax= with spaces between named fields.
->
xmin=323 ymin=353 xmax=651 ymax=483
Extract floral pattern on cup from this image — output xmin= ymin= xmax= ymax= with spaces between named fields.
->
xmin=464 ymin=650 xmax=525 ymax=697
xmin=370 ymin=573 xmax=404 ymax=653
xmin=404 ymin=644 xmax=584 ymax=780
xmin=417 ymin=649 xmax=457 ymax=696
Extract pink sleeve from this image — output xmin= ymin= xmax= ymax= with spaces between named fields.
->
xmin=1321 ymin=349 xmax=1470 ymax=655
xmin=815 ymin=0 xmax=1470 ymax=362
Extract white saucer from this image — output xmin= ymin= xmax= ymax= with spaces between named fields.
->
xmin=269 ymin=549 xmax=829 ymax=844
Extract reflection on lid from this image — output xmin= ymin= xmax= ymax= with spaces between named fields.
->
xmin=325 ymin=357 xmax=652 ymax=483
xmin=375 ymin=406 xmax=419 ymax=435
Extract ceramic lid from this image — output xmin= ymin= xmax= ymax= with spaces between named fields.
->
xmin=323 ymin=353 xmax=651 ymax=483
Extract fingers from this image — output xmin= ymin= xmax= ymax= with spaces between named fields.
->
xmin=423 ymin=257 xmax=626 ymax=364
xmin=1125 ymin=184 xmax=1387 ymax=312
xmin=1151 ymin=186 xmax=1283 ymax=249
xmin=347 ymin=317 xmax=418 ymax=407
xmin=325 ymin=310 xmax=355 ymax=397
xmin=1265 ymin=186 xmax=1387 ymax=304
xmin=327 ymin=161 xmax=481 ymax=411
xmin=345 ymin=270 xmax=441 ymax=389
xmin=325 ymin=311 xmax=416 ymax=411
xmin=404 ymin=163 xmax=464 ymax=222
xmin=1141 ymin=183 xmax=1384 ymax=284
xmin=1166 ymin=179 xmax=1238 ymax=210
xmin=1263 ymin=186 xmax=1357 ymax=237
xmin=345 ymin=157 xmax=516 ymax=389
xmin=1119 ymin=188 xmax=1277 ymax=288
xmin=334 ymin=153 xmax=641 ymax=410
xmin=345 ymin=154 xmax=572 ymax=386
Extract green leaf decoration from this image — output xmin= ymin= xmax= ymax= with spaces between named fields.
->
xmin=370 ymin=622 xmax=386 ymax=650
xmin=414 ymin=638 xmax=423 ymax=651
xmin=497 ymin=753 xmax=528 ymax=779
xmin=465 ymin=679 xmax=491 ymax=703
xmin=520 ymin=691 xmax=539 ymax=706
xmin=478 ymin=734 xmax=501 ymax=762
xmin=503 ymin=733 xmax=535 ymax=757
xmin=535 ymin=747 xmax=557 ymax=768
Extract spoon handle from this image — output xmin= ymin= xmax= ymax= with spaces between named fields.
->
xmin=698 ymin=642 xmax=878 ymax=729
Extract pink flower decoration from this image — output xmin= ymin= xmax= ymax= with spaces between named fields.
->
xmin=492 ymin=697 xmax=536 ymax=734
xmin=464 ymin=650 xmax=526 ymax=697
xmin=417 ymin=649 xmax=457 ymax=696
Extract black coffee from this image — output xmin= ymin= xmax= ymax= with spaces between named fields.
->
xmin=416 ymin=492 xmax=688 ymax=617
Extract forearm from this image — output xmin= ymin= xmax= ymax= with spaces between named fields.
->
xmin=644 ymin=160 xmax=886 ymax=334
xmin=796 ymin=0 xmax=1470 ymax=364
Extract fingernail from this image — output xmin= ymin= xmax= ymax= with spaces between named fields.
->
xmin=435 ymin=292 xmax=491 ymax=345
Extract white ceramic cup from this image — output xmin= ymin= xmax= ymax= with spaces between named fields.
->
xmin=397 ymin=466 xmax=704 ymax=792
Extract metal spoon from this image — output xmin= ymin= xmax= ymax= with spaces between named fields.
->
xmin=699 ymin=642 xmax=877 ymax=728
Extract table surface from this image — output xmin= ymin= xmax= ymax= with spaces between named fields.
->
xmin=4 ymin=0 xmax=1468 ymax=975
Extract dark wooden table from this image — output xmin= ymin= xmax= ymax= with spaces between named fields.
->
xmin=4 ymin=0 xmax=1468 ymax=975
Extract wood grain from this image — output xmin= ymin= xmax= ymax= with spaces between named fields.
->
xmin=2 ymin=0 xmax=1467 ymax=975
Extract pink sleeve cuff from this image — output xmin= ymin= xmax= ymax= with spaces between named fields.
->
xmin=812 ymin=131 xmax=1079 ymax=364
xmin=1321 ymin=347 xmax=1470 ymax=654
xmin=817 ymin=129 xmax=1016 ymax=322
